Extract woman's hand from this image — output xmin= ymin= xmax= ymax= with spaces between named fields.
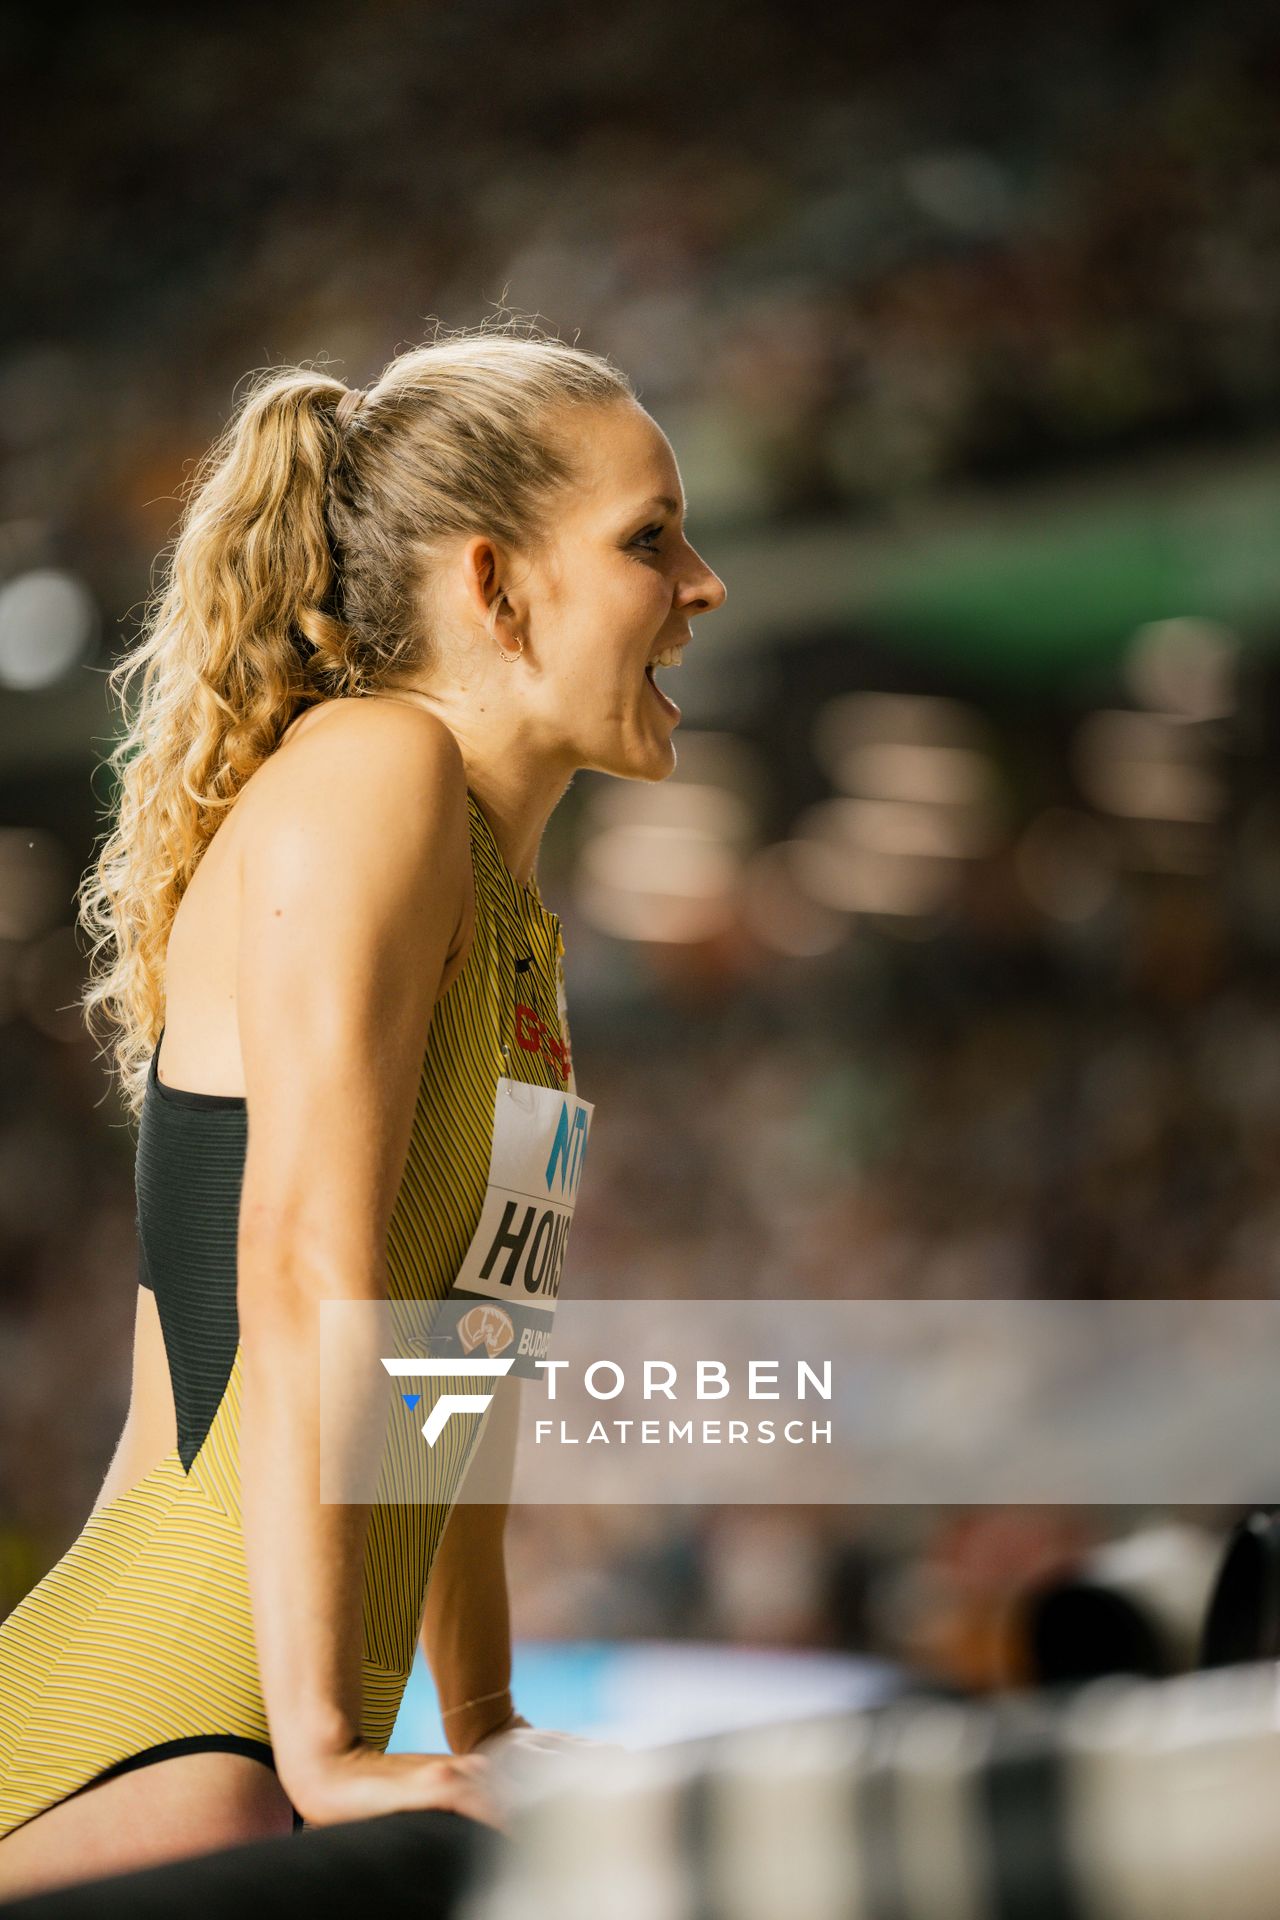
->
xmin=289 ymin=1738 xmax=504 ymax=1829
xmin=471 ymin=1709 xmax=627 ymax=1766
xmin=466 ymin=1706 xmax=532 ymax=1749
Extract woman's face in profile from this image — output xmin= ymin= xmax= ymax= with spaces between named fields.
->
xmin=518 ymin=399 xmax=727 ymax=783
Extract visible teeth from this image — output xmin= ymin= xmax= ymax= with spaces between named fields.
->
xmin=648 ymin=647 xmax=682 ymax=669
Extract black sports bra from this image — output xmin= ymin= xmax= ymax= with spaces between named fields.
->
xmin=138 ymin=1025 xmax=247 ymax=1470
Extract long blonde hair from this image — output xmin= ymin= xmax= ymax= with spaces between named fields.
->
xmin=77 ymin=315 xmax=635 ymax=1117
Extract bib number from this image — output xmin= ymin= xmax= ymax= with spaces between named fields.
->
xmin=438 ymin=1076 xmax=594 ymax=1378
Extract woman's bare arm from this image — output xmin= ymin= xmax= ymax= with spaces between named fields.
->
xmin=420 ymin=1375 xmax=522 ymax=1754
xmin=233 ymin=701 xmax=486 ymax=1823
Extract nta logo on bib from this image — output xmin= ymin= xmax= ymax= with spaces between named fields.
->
xmin=435 ymin=1078 xmax=595 ymax=1392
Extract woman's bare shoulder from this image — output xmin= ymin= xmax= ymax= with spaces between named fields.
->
xmin=226 ymin=698 xmax=472 ymax=957
xmin=237 ymin=698 xmax=468 ymax=831
xmin=270 ymin=694 xmax=464 ymax=774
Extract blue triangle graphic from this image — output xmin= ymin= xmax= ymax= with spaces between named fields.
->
xmin=401 ymin=1393 xmax=421 ymax=1411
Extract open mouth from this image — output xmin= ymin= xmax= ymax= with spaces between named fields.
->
xmin=643 ymin=658 xmax=681 ymax=721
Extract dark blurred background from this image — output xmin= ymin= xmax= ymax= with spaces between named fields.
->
xmin=3 ymin=0 xmax=1279 ymax=1711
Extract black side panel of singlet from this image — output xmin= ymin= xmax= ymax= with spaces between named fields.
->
xmin=135 ymin=1046 xmax=248 ymax=1474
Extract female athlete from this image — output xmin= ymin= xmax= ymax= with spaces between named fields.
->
xmin=0 ymin=319 xmax=726 ymax=1895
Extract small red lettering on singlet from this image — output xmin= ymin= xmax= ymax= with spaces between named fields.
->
xmin=514 ymin=1001 xmax=571 ymax=1083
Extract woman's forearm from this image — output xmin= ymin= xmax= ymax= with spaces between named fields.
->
xmin=421 ymin=1503 xmax=514 ymax=1752
xmin=238 ymin=1239 xmax=382 ymax=1797
xmin=421 ymin=1375 xmax=522 ymax=1752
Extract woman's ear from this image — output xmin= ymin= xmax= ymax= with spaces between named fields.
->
xmin=459 ymin=533 xmax=504 ymax=628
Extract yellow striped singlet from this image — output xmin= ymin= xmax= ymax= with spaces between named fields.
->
xmin=0 ymin=790 xmax=578 ymax=1837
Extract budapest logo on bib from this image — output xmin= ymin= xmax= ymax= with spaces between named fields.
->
xmin=435 ymin=1076 xmax=594 ymax=1379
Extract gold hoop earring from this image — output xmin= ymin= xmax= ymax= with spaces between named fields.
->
xmin=486 ymin=593 xmax=523 ymax=663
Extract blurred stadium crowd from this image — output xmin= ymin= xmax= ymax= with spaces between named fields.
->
xmin=5 ymin=0 xmax=1280 ymax=603
xmin=2 ymin=0 xmax=1279 ymax=1706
